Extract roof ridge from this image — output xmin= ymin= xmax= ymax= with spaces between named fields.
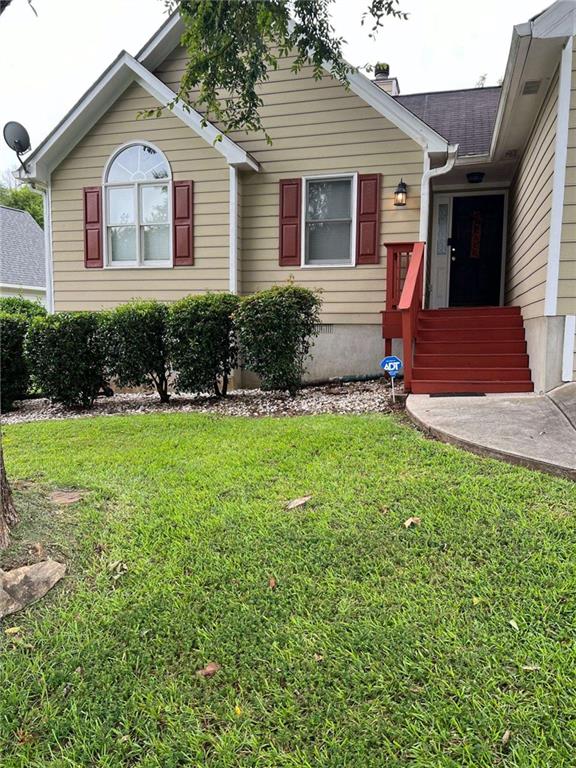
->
xmin=396 ymin=85 xmax=502 ymax=99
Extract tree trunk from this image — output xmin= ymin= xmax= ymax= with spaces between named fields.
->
xmin=0 ymin=437 xmax=17 ymax=549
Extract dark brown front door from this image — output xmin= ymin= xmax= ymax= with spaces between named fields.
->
xmin=449 ymin=194 xmax=504 ymax=306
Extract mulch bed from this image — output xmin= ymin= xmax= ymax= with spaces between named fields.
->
xmin=3 ymin=379 xmax=403 ymax=425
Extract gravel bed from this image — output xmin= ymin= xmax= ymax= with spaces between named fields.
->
xmin=2 ymin=379 xmax=402 ymax=425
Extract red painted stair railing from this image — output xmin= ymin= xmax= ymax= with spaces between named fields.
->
xmin=397 ymin=242 xmax=425 ymax=393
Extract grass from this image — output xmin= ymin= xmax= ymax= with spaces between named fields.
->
xmin=1 ymin=412 xmax=575 ymax=767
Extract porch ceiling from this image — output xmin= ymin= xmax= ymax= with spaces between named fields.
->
xmin=431 ymin=158 xmax=517 ymax=189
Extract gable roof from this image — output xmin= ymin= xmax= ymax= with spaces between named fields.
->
xmin=19 ymin=52 xmax=259 ymax=185
xmin=138 ymin=12 xmax=449 ymax=153
xmin=395 ymin=87 xmax=502 ymax=157
xmin=0 ymin=206 xmax=45 ymax=289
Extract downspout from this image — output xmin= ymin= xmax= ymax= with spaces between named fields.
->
xmin=419 ymin=143 xmax=458 ymax=304
xmin=40 ymin=181 xmax=54 ymax=313
xmin=228 ymin=166 xmax=238 ymax=294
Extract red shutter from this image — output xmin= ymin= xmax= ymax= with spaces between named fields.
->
xmin=173 ymin=180 xmax=194 ymax=266
xmin=356 ymin=173 xmax=381 ymax=265
xmin=279 ymin=178 xmax=301 ymax=266
xmin=83 ymin=186 xmax=103 ymax=268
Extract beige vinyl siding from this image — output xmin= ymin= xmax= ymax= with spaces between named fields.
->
xmin=558 ymin=47 xmax=576 ymax=326
xmin=51 ymin=82 xmax=229 ymax=311
xmin=506 ymin=69 xmax=559 ymax=320
xmin=156 ymin=48 xmax=424 ymax=325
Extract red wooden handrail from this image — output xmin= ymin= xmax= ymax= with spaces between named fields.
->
xmin=398 ymin=241 xmax=425 ymax=392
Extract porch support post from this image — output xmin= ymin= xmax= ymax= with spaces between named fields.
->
xmin=229 ymin=166 xmax=238 ymax=294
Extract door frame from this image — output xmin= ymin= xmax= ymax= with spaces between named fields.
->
xmin=429 ymin=189 xmax=508 ymax=309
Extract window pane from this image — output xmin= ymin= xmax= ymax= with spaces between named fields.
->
xmin=141 ymin=185 xmax=169 ymax=224
xmin=107 ymin=144 xmax=169 ymax=182
xmin=142 ymin=225 xmax=170 ymax=262
xmin=108 ymin=187 xmax=135 ymax=225
xmin=306 ymin=221 xmax=352 ymax=264
xmin=307 ymin=179 xmax=351 ymax=221
xmin=109 ymin=226 xmax=136 ymax=262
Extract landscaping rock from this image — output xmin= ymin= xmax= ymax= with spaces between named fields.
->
xmin=0 ymin=560 xmax=66 ymax=618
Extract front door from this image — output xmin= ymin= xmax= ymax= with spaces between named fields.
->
xmin=448 ymin=194 xmax=504 ymax=306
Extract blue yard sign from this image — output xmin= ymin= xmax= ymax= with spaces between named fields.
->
xmin=380 ymin=355 xmax=402 ymax=378
xmin=380 ymin=355 xmax=402 ymax=403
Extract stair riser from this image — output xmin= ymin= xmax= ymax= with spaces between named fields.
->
xmin=423 ymin=307 xmax=521 ymax=318
xmin=414 ymin=354 xmax=530 ymax=367
xmin=419 ymin=316 xmax=523 ymax=330
xmin=418 ymin=329 xmax=525 ymax=342
xmin=411 ymin=381 xmax=534 ymax=394
xmin=416 ymin=341 xmax=527 ymax=354
xmin=413 ymin=368 xmax=532 ymax=382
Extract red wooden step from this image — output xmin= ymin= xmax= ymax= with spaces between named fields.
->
xmin=421 ymin=306 xmax=521 ymax=318
xmin=418 ymin=327 xmax=525 ymax=342
xmin=416 ymin=340 xmax=527 ymax=354
xmin=418 ymin=314 xmax=523 ymax=330
xmin=413 ymin=367 xmax=532 ymax=382
xmin=414 ymin=353 xmax=530 ymax=368
xmin=411 ymin=380 xmax=534 ymax=394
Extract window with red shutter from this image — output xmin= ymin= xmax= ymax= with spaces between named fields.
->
xmin=83 ymin=186 xmax=103 ymax=268
xmin=279 ymin=178 xmax=301 ymax=266
xmin=356 ymin=173 xmax=381 ymax=265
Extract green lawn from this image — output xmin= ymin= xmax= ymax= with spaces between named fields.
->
xmin=1 ymin=413 xmax=575 ymax=767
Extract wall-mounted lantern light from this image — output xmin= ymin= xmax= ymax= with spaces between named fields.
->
xmin=393 ymin=179 xmax=407 ymax=207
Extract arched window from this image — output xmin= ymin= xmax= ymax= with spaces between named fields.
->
xmin=104 ymin=142 xmax=172 ymax=267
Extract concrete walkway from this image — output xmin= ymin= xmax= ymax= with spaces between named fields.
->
xmin=407 ymin=383 xmax=576 ymax=479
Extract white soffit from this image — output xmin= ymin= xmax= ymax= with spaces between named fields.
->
xmin=20 ymin=51 xmax=259 ymax=184
xmin=139 ymin=12 xmax=449 ymax=153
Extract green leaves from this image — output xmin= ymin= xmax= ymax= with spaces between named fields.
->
xmin=236 ymin=285 xmax=321 ymax=395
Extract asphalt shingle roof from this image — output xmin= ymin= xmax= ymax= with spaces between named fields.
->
xmin=394 ymin=86 xmax=502 ymax=157
xmin=0 ymin=205 xmax=45 ymax=288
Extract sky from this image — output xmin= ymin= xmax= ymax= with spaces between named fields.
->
xmin=0 ymin=0 xmax=548 ymax=176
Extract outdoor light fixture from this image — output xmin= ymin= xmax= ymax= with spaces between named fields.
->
xmin=3 ymin=121 xmax=31 ymax=174
xmin=394 ymin=179 xmax=407 ymax=206
xmin=466 ymin=171 xmax=485 ymax=184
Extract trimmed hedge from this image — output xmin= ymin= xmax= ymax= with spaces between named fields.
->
xmin=0 ymin=296 xmax=46 ymax=320
xmin=170 ymin=293 xmax=241 ymax=396
xmin=236 ymin=285 xmax=321 ymax=395
xmin=0 ymin=313 xmax=29 ymax=411
xmin=102 ymin=300 xmax=172 ymax=402
xmin=25 ymin=312 xmax=108 ymax=407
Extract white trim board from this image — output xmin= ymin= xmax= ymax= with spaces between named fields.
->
xmin=139 ymin=12 xmax=449 ymax=153
xmin=18 ymin=52 xmax=259 ymax=185
xmin=562 ymin=315 xmax=576 ymax=381
xmin=229 ymin=167 xmax=239 ymax=294
xmin=545 ymin=35 xmax=573 ymax=316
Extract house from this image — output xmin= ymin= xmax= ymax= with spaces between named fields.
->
xmin=0 ymin=205 xmax=46 ymax=307
xmin=16 ymin=1 xmax=576 ymax=393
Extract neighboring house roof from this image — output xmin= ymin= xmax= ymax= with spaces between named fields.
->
xmin=0 ymin=206 xmax=45 ymax=289
xmin=18 ymin=51 xmax=259 ymax=185
xmin=395 ymin=86 xmax=502 ymax=157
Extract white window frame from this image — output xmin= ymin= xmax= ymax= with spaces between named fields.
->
xmin=102 ymin=141 xmax=173 ymax=269
xmin=301 ymin=172 xmax=358 ymax=269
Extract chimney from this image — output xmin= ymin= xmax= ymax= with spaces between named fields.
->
xmin=373 ymin=62 xmax=400 ymax=96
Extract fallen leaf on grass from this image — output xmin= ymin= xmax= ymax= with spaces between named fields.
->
xmin=472 ymin=596 xmax=482 ymax=606
xmin=108 ymin=561 xmax=128 ymax=580
xmin=313 ymin=654 xmax=324 ymax=663
xmin=196 ymin=662 xmax=221 ymax=678
xmin=30 ymin=542 xmax=46 ymax=560
xmin=521 ymin=664 xmax=540 ymax=671
xmin=50 ymin=490 xmax=85 ymax=505
xmin=234 ymin=705 xmax=242 ymax=717
xmin=286 ymin=495 xmax=312 ymax=510
xmin=15 ymin=729 xmax=36 ymax=745
xmin=4 ymin=626 xmax=22 ymax=636
xmin=509 ymin=619 xmax=519 ymax=632
xmin=501 ymin=729 xmax=512 ymax=747
xmin=268 ymin=577 xmax=277 ymax=590
xmin=403 ymin=516 xmax=421 ymax=528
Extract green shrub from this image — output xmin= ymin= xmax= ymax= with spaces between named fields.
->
xmin=170 ymin=293 xmax=241 ymax=397
xmin=102 ymin=300 xmax=171 ymax=402
xmin=0 ymin=313 xmax=29 ymax=411
xmin=236 ymin=285 xmax=321 ymax=395
xmin=0 ymin=296 xmax=46 ymax=320
xmin=25 ymin=312 xmax=108 ymax=407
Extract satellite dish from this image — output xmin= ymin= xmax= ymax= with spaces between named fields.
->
xmin=3 ymin=121 xmax=31 ymax=155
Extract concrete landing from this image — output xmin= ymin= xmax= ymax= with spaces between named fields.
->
xmin=407 ymin=384 xmax=576 ymax=479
